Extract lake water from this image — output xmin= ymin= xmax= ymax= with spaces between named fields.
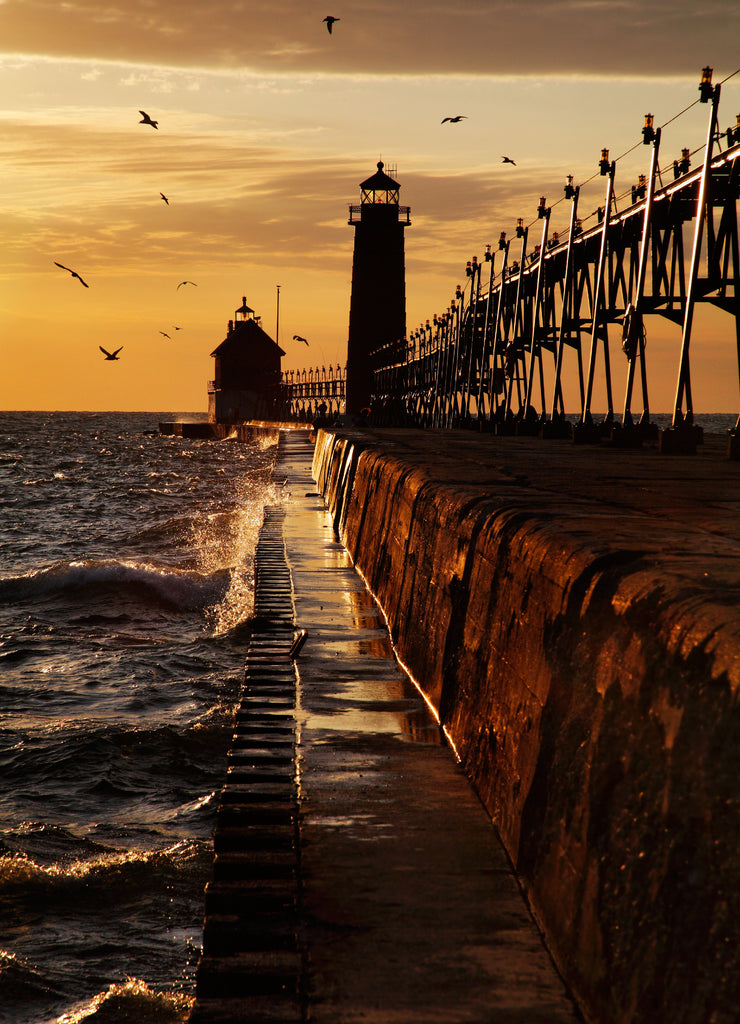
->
xmin=0 ymin=411 xmax=282 ymax=1023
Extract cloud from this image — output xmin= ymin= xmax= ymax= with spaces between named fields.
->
xmin=0 ymin=0 xmax=737 ymax=77
xmin=0 ymin=115 xmax=362 ymax=276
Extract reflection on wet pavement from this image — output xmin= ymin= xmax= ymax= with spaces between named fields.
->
xmin=284 ymin=491 xmax=445 ymax=749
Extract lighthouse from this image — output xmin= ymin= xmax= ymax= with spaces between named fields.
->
xmin=346 ymin=161 xmax=411 ymax=415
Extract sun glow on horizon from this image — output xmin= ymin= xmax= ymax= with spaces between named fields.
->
xmin=1 ymin=10 xmax=739 ymax=411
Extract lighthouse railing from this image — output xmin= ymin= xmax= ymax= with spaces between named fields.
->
xmin=348 ymin=204 xmax=411 ymax=224
xmin=279 ymin=363 xmax=347 ymax=422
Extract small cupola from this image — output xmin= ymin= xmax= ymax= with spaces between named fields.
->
xmin=235 ymin=296 xmax=255 ymax=322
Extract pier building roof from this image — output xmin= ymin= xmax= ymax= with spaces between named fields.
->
xmin=210 ymin=317 xmax=285 ymax=360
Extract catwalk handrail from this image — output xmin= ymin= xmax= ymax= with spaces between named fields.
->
xmin=280 ymin=363 xmax=346 ymax=421
xmin=371 ymin=71 xmax=740 ymax=441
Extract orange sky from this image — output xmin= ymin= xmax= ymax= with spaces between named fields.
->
xmin=1 ymin=1 xmax=739 ymax=413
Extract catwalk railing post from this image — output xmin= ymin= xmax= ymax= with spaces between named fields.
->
xmin=504 ymin=227 xmax=529 ymax=419
xmin=623 ymin=127 xmax=661 ymax=429
xmin=434 ymin=314 xmax=448 ymax=428
xmin=523 ymin=207 xmax=551 ymax=421
xmin=672 ymin=82 xmax=722 ymax=429
xmin=583 ymin=161 xmax=616 ymax=426
xmin=437 ymin=314 xmax=452 ymax=428
xmin=446 ymin=294 xmax=463 ymax=427
xmin=476 ymin=246 xmax=497 ymax=427
xmin=552 ymin=185 xmax=582 ymax=421
xmin=462 ymin=257 xmax=482 ymax=422
xmin=424 ymin=324 xmax=434 ymax=426
xmin=433 ymin=310 xmax=452 ymax=428
xmin=730 ymin=165 xmax=740 ymax=443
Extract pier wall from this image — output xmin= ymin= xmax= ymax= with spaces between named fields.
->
xmin=311 ymin=427 xmax=740 ymax=1024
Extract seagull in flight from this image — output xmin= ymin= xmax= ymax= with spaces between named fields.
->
xmin=99 ymin=346 xmax=123 ymax=360
xmin=323 ymin=15 xmax=339 ymax=33
xmin=501 ymin=155 xmax=516 ymax=165
xmin=177 ymin=280 xmax=197 ymax=290
xmin=54 ymin=262 xmax=89 ymax=287
xmin=160 ymin=192 xmax=169 ymax=204
xmin=139 ymin=110 xmax=158 ymax=129
xmin=442 ymin=115 xmax=467 ymax=123
xmin=172 ymin=325 xmax=182 ymax=330
xmin=159 ymin=331 xmax=171 ymax=339
xmin=293 ymin=334 xmax=309 ymax=345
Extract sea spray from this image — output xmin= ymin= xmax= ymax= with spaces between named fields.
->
xmin=196 ymin=477 xmax=285 ymax=635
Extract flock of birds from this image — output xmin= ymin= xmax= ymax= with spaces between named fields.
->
xmin=55 ymin=240 xmax=199 ymax=360
xmin=53 ymin=100 xmax=309 ymax=362
xmin=53 ymin=116 xmax=201 ymax=363
xmin=53 ymin=16 xmax=517 ymax=363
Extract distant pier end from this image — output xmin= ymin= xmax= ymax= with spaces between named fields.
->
xmin=208 ymin=297 xmax=285 ymax=426
xmin=346 ymin=162 xmax=410 ymax=415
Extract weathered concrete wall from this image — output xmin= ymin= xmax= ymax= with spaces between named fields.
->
xmin=312 ymin=428 xmax=740 ymax=1024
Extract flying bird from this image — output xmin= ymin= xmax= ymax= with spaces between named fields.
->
xmin=323 ymin=15 xmax=339 ymax=33
xmin=293 ymin=335 xmax=309 ymax=345
xmin=160 ymin=192 xmax=169 ymax=204
xmin=139 ymin=110 xmax=158 ymax=129
xmin=442 ymin=115 xmax=467 ymax=123
xmin=172 ymin=325 xmax=182 ymax=330
xmin=501 ymin=155 xmax=516 ymax=165
xmin=177 ymin=280 xmax=197 ymax=289
xmin=99 ymin=346 xmax=123 ymax=360
xmin=54 ymin=262 xmax=89 ymax=287
xmin=159 ymin=331 xmax=171 ymax=339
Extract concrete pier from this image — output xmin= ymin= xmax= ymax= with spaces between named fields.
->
xmin=192 ymin=424 xmax=740 ymax=1024
xmin=312 ymin=426 xmax=740 ymax=1024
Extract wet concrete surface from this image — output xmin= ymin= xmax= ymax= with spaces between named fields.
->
xmin=307 ymin=426 xmax=740 ymax=1024
xmin=279 ymin=431 xmax=581 ymax=1023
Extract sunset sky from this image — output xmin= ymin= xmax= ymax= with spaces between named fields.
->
xmin=2 ymin=0 xmax=739 ymax=413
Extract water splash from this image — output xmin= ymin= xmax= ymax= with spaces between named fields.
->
xmin=194 ymin=478 xmax=285 ymax=635
xmin=51 ymin=977 xmax=192 ymax=1023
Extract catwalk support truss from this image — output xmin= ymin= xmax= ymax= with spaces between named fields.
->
xmin=373 ymin=75 xmax=740 ymax=451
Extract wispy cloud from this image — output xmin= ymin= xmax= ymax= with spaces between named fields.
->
xmin=0 ymin=0 xmax=737 ymax=76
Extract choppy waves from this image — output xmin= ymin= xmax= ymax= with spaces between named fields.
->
xmin=0 ymin=837 xmax=210 ymax=903
xmin=0 ymin=834 xmax=207 ymax=1024
xmin=0 ymin=412 xmax=281 ymax=1023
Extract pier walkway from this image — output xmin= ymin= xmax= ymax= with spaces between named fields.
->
xmin=190 ymin=427 xmax=581 ymax=1024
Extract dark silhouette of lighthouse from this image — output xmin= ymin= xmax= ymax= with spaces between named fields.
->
xmin=346 ymin=161 xmax=411 ymax=415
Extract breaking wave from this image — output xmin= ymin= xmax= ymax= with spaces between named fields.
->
xmin=0 ymin=839 xmax=209 ymax=902
xmin=0 ymin=560 xmax=231 ymax=612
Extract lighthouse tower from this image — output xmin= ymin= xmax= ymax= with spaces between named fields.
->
xmin=346 ymin=161 xmax=411 ymax=414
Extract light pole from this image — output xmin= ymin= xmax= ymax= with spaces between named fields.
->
xmin=275 ymin=284 xmax=281 ymax=346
